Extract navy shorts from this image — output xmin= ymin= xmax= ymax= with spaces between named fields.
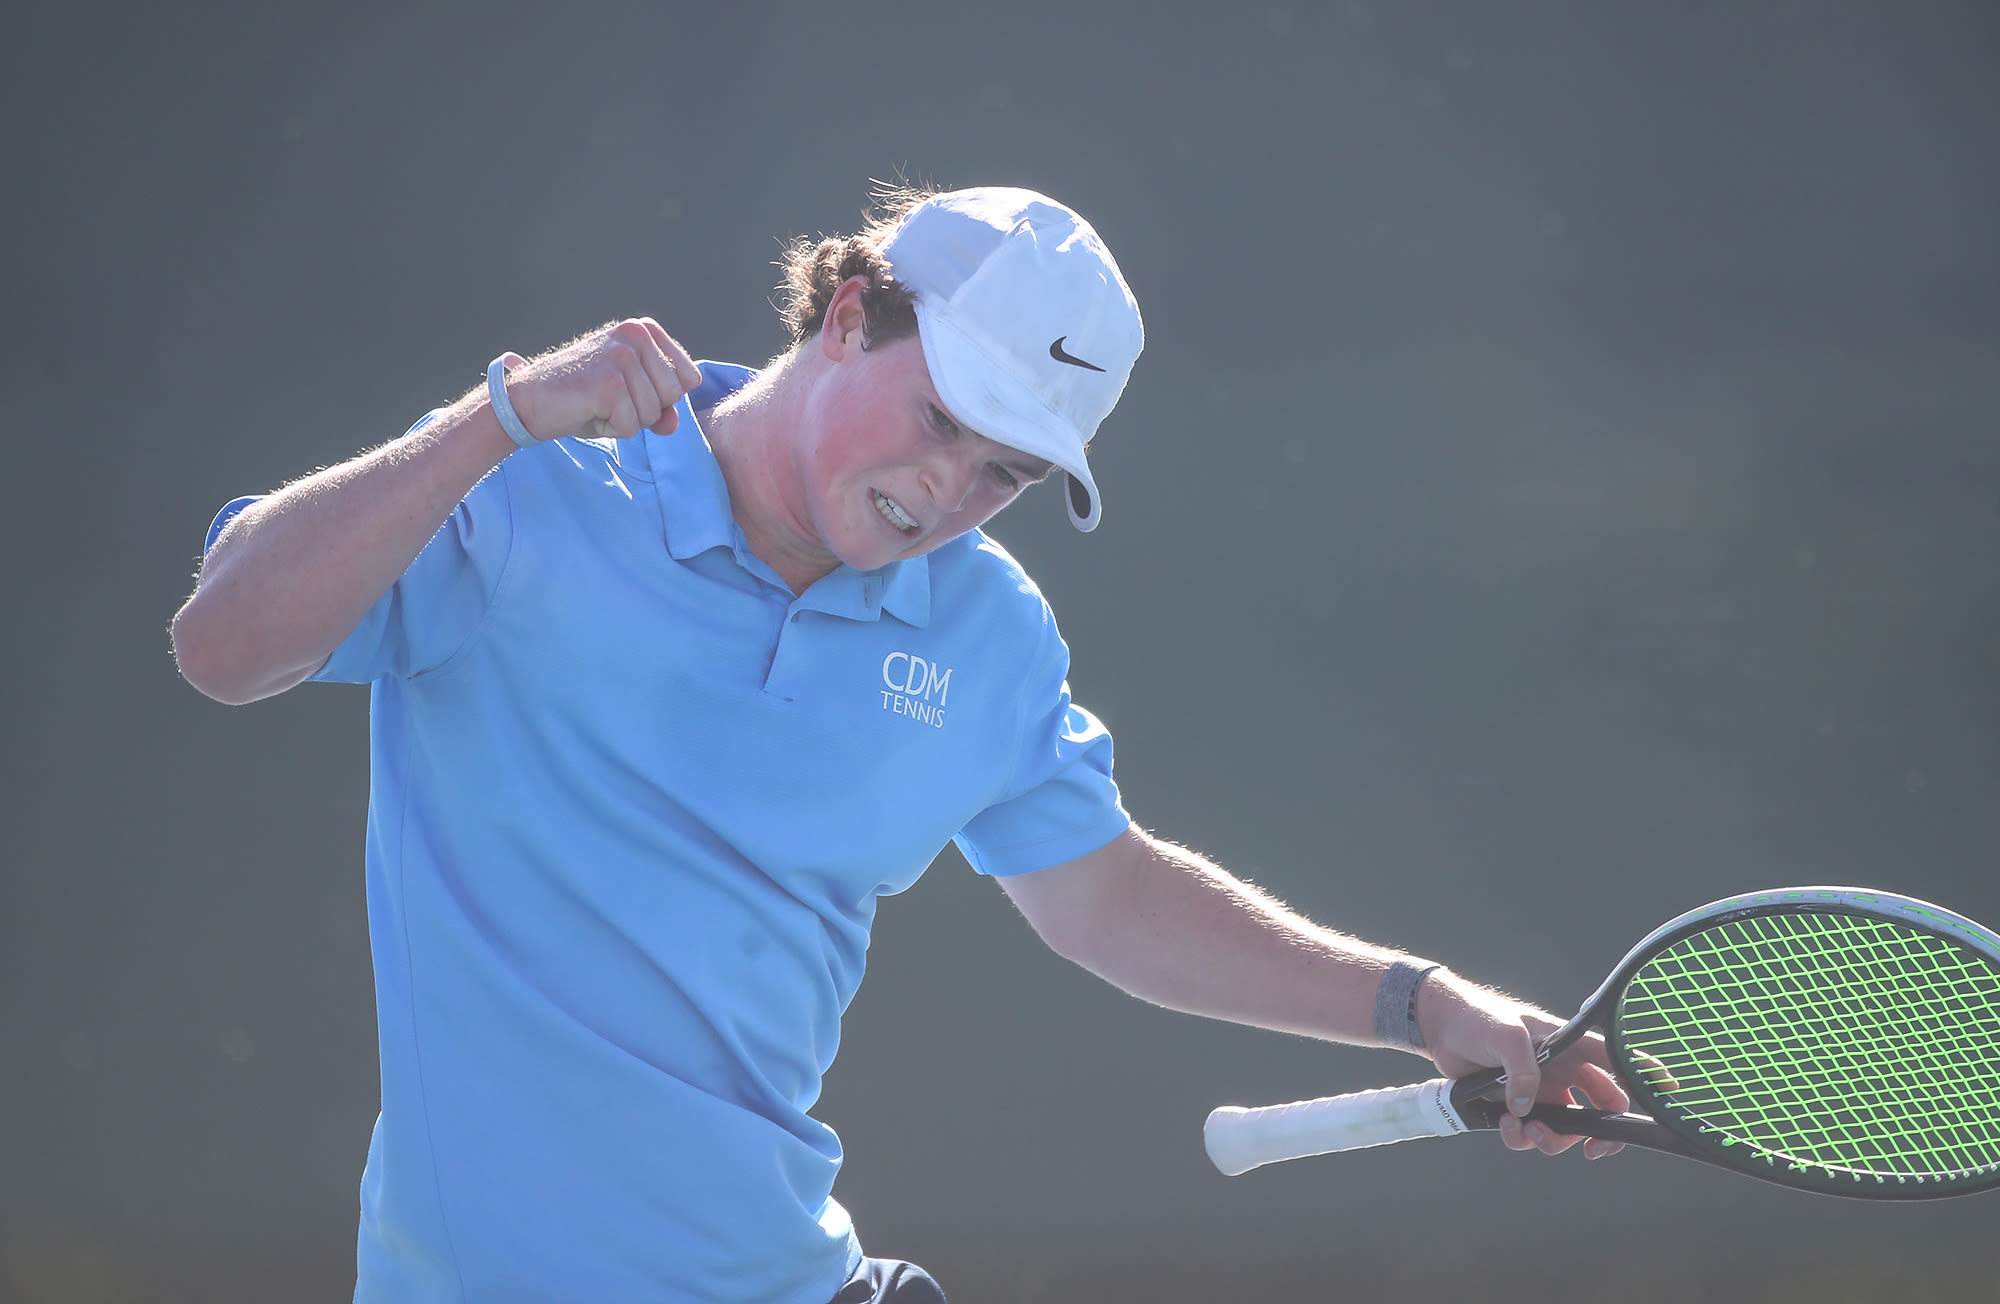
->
xmin=829 ymin=1256 xmax=947 ymax=1304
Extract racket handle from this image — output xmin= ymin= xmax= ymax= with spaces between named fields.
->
xmin=1204 ymin=1077 xmax=1469 ymax=1176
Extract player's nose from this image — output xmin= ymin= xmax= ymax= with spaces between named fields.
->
xmin=925 ymin=450 xmax=981 ymax=513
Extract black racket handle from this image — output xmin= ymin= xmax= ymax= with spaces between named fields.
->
xmin=1458 ymin=1098 xmax=1675 ymax=1149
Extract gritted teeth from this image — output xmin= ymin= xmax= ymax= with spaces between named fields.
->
xmin=872 ymin=489 xmax=919 ymax=533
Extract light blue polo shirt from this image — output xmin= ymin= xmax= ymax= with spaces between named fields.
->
xmin=204 ymin=363 xmax=1127 ymax=1303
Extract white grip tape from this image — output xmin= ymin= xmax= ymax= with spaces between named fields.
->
xmin=1203 ymin=1077 xmax=1469 ymax=1176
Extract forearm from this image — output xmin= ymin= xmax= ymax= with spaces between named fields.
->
xmin=1017 ymin=829 xmax=1616 ymax=1139
xmin=1040 ymin=830 xmax=1430 ymax=1047
xmin=172 ymin=388 xmax=516 ymax=704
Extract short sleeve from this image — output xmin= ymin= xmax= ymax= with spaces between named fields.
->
xmin=954 ymin=613 xmax=1129 ymax=877
xmin=202 ymin=411 xmax=517 ymax=685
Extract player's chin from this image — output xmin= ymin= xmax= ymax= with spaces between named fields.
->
xmin=829 ymin=514 xmax=921 ymax=571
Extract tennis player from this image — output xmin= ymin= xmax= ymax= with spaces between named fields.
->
xmin=172 ymin=186 xmax=1627 ymax=1304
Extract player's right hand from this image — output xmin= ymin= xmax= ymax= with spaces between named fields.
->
xmin=493 ymin=318 xmax=704 ymax=443
xmin=1419 ymin=973 xmax=1629 ymax=1161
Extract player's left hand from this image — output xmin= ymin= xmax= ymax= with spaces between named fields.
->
xmin=1415 ymin=970 xmax=1628 ymax=1160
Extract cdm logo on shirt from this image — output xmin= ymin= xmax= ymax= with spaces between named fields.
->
xmin=880 ymin=651 xmax=952 ymax=728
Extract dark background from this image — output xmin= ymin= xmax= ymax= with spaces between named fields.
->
xmin=5 ymin=1 xmax=1998 ymax=1299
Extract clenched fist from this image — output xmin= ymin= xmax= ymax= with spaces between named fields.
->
xmin=494 ymin=319 xmax=704 ymax=443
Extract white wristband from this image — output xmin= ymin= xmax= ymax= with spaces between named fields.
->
xmin=486 ymin=355 xmax=540 ymax=450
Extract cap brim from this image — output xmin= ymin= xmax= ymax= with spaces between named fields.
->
xmin=913 ymin=304 xmax=1102 ymax=532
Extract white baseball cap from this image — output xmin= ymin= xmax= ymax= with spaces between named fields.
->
xmin=879 ymin=187 xmax=1144 ymax=532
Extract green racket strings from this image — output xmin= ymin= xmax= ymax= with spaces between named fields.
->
xmin=1616 ymin=911 xmax=2000 ymax=1186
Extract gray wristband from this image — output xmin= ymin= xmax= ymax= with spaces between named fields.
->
xmin=1374 ymin=960 xmax=1441 ymax=1051
xmin=487 ymin=355 xmax=540 ymax=450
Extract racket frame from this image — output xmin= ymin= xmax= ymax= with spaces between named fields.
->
xmin=1215 ymin=887 xmax=2000 ymax=1200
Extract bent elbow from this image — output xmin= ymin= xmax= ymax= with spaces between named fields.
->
xmin=171 ymin=598 xmax=232 ymax=703
xmin=170 ymin=595 xmax=268 ymax=705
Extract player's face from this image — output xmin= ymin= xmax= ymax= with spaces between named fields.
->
xmin=795 ymin=332 xmax=1053 ymax=570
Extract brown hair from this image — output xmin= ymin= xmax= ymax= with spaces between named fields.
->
xmin=775 ymin=182 xmax=940 ymax=350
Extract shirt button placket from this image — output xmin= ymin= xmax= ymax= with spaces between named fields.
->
xmin=765 ymin=604 xmax=804 ymax=700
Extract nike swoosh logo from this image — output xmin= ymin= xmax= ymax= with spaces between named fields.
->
xmin=1048 ymin=337 xmax=1106 ymax=372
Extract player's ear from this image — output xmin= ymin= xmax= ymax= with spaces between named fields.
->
xmin=819 ymin=275 xmax=872 ymax=363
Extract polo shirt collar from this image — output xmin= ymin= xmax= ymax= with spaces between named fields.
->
xmin=645 ymin=361 xmax=933 ymax=628
xmin=647 ymin=406 xmax=736 ymax=564
xmin=877 ymin=557 xmax=932 ymax=626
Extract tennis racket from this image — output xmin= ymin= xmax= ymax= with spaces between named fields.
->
xmin=1204 ymin=887 xmax=2000 ymax=1199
